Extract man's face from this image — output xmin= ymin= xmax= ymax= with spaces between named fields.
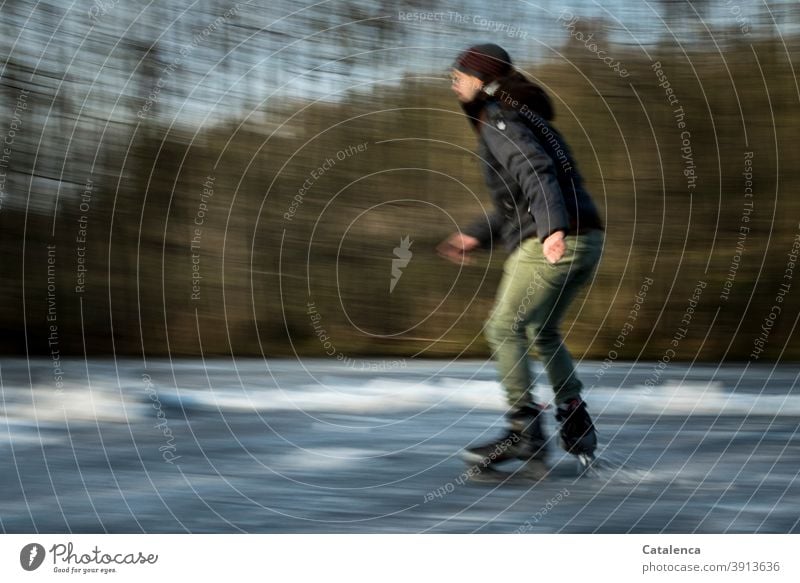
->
xmin=450 ymin=69 xmax=483 ymax=102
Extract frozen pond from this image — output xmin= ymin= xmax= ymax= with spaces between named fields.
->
xmin=1 ymin=358 xmax=798 ymax=533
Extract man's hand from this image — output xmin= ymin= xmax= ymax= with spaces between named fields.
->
xmin=542 ymin=230 xmax=566 ymax=264
xmin=436 ymin=233 xmax=480 ymax=265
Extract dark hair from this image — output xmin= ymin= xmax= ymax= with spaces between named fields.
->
xmin=460 ymin=69 xmax=554 ymax=132
xmin=498 ymin=70 xmax=554 ymax=121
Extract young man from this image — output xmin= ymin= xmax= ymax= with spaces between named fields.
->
xmin=437 ymin=44 xmax=605 ymax=470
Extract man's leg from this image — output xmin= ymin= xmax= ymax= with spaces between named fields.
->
xmin=519 ymin=231 xmax=603 ymax=458
xmin=464 ymin=233 xmax=601 ymax=468
xmin=484 ymin=245 xmax=541 ymax=408
xmin=517 ymin=231 xmax=603 ymax=404
xmin=463 ymin=251 xmax=549 ymax=467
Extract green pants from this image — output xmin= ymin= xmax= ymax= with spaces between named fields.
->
xmin=485 ymin=230 xmax=604 ymax=408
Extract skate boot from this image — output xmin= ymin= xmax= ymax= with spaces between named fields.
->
xmin=555 ymin=397 xmax=597 ymax=471
xmin=461 ymin=403 xmax=549 ymax=479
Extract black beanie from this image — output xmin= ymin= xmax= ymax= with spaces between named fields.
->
xmin=453 ymin=44 xmax=512 ymax=82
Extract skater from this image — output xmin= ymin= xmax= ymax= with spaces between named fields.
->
xmin=437 ymin=44 xmax=605 ymax=472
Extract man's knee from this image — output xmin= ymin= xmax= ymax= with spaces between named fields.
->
xmin=531 ymin=324 xmax=561 ymax=348
xmin=485 ymin=313 xmax=524 ymax=345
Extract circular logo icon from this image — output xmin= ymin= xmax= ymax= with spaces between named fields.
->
xmin=20 ymin=543 xmax=46 ymax=571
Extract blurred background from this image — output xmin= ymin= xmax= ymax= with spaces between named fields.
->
xmin=3 ymin=0 xmax=800 ymax=536
xmin=1 ymin=0 xmax=799 ymax=362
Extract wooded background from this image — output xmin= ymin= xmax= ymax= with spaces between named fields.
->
xmin=1 ymin=0 xmax=798 ymax=362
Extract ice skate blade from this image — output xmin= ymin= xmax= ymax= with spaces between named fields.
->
xmin=460 ymin=458 xmax=549 ymax=483
xmin=464 ymin=465 xmax=508 ymax=483
xmin=575 ymin=452 xmax=598 ymax=476
xmin=460 ymin=450 xmax=490 ymax=466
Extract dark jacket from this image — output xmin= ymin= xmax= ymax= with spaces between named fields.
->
xmin=462 ymin=76 xmax=603 ymax=252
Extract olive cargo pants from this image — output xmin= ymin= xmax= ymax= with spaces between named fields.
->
xmin=485 ymin=229 xmax=604 ymax=408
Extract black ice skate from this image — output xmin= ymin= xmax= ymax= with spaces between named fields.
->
xmin=555 ymin=397 xmax=597 ymax=472
xmin=461 ymin=403 xmax=549 ymax=480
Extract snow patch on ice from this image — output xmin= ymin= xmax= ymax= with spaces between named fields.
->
xmin=154 ymin=378 xmax=800 ymax=418
xmin=270 ymin=447 xmax=380 ymax=471
xmin=588 ymin=380 xmax=800 ymax=417
xmin=156 ymin=377 xmax=507 ymax=414
xmin=2 ymin=382 xmax=148 ymax=425
xmin=3 ymin=377 xmax=799 ymax=442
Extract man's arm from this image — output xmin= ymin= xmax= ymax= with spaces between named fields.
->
xmin=461 ymin=209 xmax=504 ymax=249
